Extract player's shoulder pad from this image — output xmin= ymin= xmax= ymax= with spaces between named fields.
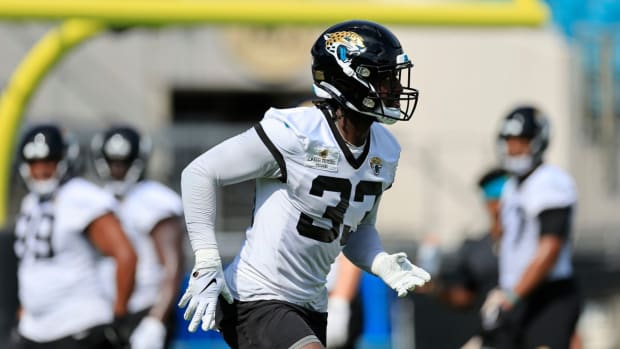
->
xmin=259 ymin=106 xmax=318 ymax=153
xmin=534 ymin=164 xmax=576 ymax=196
xmin=527 ymin=164 xmax=577 ymax=214
xmin=370 ymin=122 xmax=401 ymax=162
xmin=58 ymin=177 xmax=117 ymax=219
xmin=129 ymin=180 xmax=183 ymax=214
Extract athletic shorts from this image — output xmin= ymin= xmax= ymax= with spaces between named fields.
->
xmin=10 ymin=323 xmax=121 ymax=349
xmin=495 ymin=278 xmax=581 ymax=349
xmin=216 ymin=296 xmax=328 ymax=349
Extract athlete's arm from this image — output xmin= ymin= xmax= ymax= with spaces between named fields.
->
xmin=510 ymin=206 xmax=571 ymax=303
xmin=148 ymin=216 xmax=185 ymax=322
xmin=330 ymin=254 xmax=362 ymax=301
xmin=179 ymin=127 xmax=282 ymax=332
xmin=342 ymin=196 xmax=383 ymax=271
xmin=130 ymin=216 xmax=185 ymax=348
xmin=87 ymin=212 xmax=137 ymax=316
xmin=326 ymin=254 xmax=362 ymax=347
xmin=181 ymin=127 xmax=281 ymax=251
xmin=342 ymin=223 xmax=384 ymax=272
xmin=343 ymin=196 xmax=430 ymax=296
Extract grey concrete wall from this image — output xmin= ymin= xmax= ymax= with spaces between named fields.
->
xmin=0 ymin=23 xmax=614 ymax=249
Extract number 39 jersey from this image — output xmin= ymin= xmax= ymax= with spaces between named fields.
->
xmin=225 ymin=106 xmax=400 ymax=311
xmin=14 ymin=178 xmax=116 ymax=342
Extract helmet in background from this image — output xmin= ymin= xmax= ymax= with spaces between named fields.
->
xmin=91 ymin=125 xmax=151 ymax=197
xmin=18 ymin=124 xmax=79 ymax=196
xmin=497 ymin=106 xmax=550 ymax=175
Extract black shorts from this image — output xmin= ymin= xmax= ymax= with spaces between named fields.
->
xmin=216 ymin=296 xmax=328 ymax=349
xmin=495 ymin=279 xmax=581 ymax=349
xmin=9 ymin=324 xmax=121 ymax=349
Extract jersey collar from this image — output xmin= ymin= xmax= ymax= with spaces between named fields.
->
xmin=320 ymin=108 xmax=371 ymax=169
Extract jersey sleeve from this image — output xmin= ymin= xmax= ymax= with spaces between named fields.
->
xmin=134 ymin=182 xmax=183 ymax=235
xmin=342 ymin=224 xmax=384 ymax=273
xmin=538 ymin=206 xmax=572 ymax=239
xmin=62 ymin=178 xmax=117 ymax=232
xmin=182 ymin=127 xmax=282 ymax=252
xmin=528 ymin=170 xmax=577 ymax=216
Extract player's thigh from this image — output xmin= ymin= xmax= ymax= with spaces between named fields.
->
xmin=218 ymin=298 xmax=326 ymax=349
xmin=523 ymin=292 xmax=580 ymax=349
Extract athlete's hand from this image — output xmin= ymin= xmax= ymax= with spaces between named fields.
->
xmin=326 ymin=297 xmax=350 ymax=348
xmin=480 ymin=288 xmax=519 ymax=330
xmin=129 ymin=316 xmax=166 ymax=349
xmin=178 ymin=248 xmax=233 ymax=332
xmin=371 ymin=252 xmax=431 ymax=297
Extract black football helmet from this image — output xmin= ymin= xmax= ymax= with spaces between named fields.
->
xmin=18 ymin=124 xmax=79 ymax=196
xmin=91 ymin=125 xmax=151 ymax=196
xmin=311 ymin=20 xmax=419 ymax=124
xmin=497 ymin=106 xmax=549 ymax=161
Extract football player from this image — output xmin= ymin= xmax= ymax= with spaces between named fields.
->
xmin=11 ymin=124 xmax=137 ymax=349
xmin=481 ymin=106 xmax=581 ymax=349
xmin=91 ymin=126 xmax=184 ymax=349
xmin=178 ymin=20 xmax=431 ymax=349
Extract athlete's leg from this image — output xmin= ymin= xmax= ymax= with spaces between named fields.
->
xmin=217 ymin=298 xmax=327 ymax=349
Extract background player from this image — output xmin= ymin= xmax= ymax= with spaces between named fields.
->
xmin=421 ymin=168 xmax=507 ymax=349
xmin=91 ymin=125 xmax=185 ymax=349
xmin=482 ymin=106 xmax=581 ymax=349
xmin=11 ymin=124 xmax=137 ymax=349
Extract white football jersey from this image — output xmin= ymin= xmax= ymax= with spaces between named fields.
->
xmin=14 ymin=178 xmax=116 ymax=341
xmin=225 ymin=107 xmax=400 ymax=311
xmin=499 ymin=164 xmax=577 ymax=289
xmin=99 ymin=180 xmax=183 ymax=313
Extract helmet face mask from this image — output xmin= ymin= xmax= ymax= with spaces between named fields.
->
xmin=311 ymin=20 xmax=419 ymax=124
xmin=361 ymin=61 xmax=418 ymax=123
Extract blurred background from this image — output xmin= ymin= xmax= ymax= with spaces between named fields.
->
xmin=1 ymin=0 xmax=620 ymax=348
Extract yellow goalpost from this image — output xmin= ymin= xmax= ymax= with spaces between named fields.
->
xmin=0 ymin=0 xmax=549 ymax=226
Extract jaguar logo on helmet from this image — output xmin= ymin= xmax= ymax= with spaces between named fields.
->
xmin=324 ymin=31 xmax=366 ymax=64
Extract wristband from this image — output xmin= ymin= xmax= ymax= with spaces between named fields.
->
xmin=505 ymin=289 xmax=521 ymax=306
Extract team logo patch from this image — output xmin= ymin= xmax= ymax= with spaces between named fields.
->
xmin=305 ymin=146 xmax=339 ymax=172
xmin=324 ymin=31 xmax=366 ymax=64
xmin=369 ymin=157 xmax=383 ymax=175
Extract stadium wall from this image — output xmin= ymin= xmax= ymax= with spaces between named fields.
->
xmin=0 ymin=24 xmax=578 ymax=247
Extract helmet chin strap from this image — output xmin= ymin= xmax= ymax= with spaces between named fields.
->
xmin=313 ymin=82 xmax=399 ymax=124
xmin=103 ymin=159 xmax=145 ymax=198
xmin=19 ymin=160 xmax=69 ymax=197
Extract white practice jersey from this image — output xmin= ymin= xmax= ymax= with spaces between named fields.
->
xmin=499 ymin=164 xmax=577 ymax=290
xmin=99 ymin=180 xmax=183 ymax=313
xmin=225 ymin=107 xmax=400 ymax=311
xmin=14 ymin=178 xmax=116 ymax=342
